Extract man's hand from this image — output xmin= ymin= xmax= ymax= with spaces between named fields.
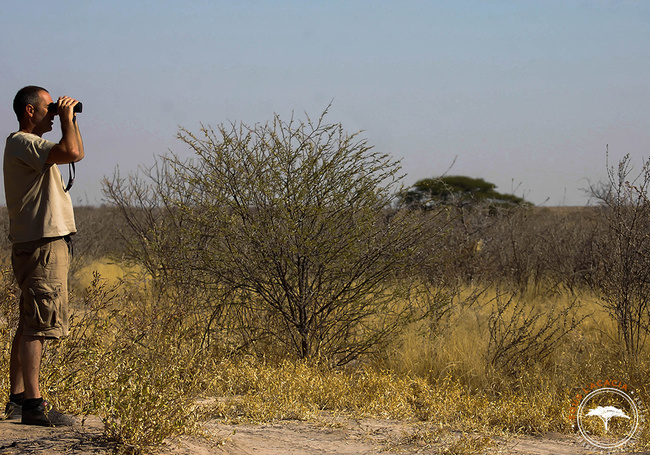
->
xmin=56 ymin=96 xmax=80 ymax=123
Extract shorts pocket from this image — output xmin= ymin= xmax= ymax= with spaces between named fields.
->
xmin=25 ymin=280 xmax=62 ymax=330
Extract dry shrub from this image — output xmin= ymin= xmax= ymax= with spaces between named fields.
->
xmin=486 ymin=289 xmax=585 ymax=376
xmin=104 ymin=111 xmax=438 ymax=365
xmin=588 ymin=154 xmax=650 ymax=362
xmin=0 ymin=262 xmax=19 ymax=397
xmin=97 ymin=351 xmax=203 ymax=454
xmin=39 ymin=272 xmax=207 ymax=454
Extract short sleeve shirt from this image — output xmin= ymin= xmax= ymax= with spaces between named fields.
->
xmin=3 ymin=131 xmax=76 ymax=243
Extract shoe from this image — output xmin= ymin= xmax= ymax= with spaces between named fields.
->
xmin=2 ymin=400 xmax=22 ymax=420
xmin=21 ymin=400 xmax=74 ymax=427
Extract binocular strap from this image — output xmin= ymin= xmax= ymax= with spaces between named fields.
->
xmin=64 ymin=162 xmax=75 ymax=193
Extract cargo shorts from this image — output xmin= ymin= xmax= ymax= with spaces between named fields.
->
xmin=12 ymin=237 xmax=71 ymax=339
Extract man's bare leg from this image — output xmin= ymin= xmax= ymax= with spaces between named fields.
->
xmin=9 ymin=330 xmax=25 ymax=396
xmin=20 ymin=335 xmax=44 ymax=399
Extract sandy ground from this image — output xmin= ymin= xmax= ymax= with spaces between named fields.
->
xmin=1 ymin=414 xmax=647 ymax=455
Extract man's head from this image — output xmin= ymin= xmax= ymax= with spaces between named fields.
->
xmin=13 ymin=86 xmax=55 ymax=136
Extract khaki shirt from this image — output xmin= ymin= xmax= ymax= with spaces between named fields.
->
xmin=3 ymin=131 xmax=76 ymax=243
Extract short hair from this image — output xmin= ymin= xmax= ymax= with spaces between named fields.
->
xmin=13 ymin=85 xmax=49 ymax=121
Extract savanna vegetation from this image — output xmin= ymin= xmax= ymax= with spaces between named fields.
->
xmin=1 ymin=111 xmax=650 ymax=454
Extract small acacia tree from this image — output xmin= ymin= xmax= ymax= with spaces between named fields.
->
xmin=105 ymin=109 xmax=432 ymax=364
xmin=400 ymin=176 xmax=528 ymax=209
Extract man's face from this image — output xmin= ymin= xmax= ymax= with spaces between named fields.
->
xmin=31 ymin=91 xmax=55 ymax=137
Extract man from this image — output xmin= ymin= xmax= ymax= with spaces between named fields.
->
xmin=2 ymin=85 xmax=84 ymax=426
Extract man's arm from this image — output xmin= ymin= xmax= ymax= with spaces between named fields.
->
xmin=46 ymin=96 xmax=85 ymax=164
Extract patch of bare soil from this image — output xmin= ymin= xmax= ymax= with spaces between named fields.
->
xmin=0 ymin=415 xmax=110 ymax=454
xmin=2 ymin=415 xmax=647 ymax=455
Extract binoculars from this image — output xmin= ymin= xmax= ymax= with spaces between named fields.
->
xmin=48 ymin=102 xmax=83 ymax=114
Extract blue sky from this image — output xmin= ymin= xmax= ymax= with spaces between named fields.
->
xmin=2 ymin=0 xmax=649 ymax=205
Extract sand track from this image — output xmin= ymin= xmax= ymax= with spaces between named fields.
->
xmin=3 ymin=413 xmax=649 ymax=454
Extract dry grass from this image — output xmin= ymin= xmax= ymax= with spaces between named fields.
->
xmin=72 ymin=258 xmax=141 ymax=289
